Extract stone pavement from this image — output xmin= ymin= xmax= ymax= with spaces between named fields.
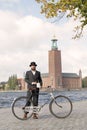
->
xmin=0 ymin=100 xmax=87 ymax=130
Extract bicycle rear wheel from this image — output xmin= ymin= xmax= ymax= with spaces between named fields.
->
xmin=12 ymin=96 xmax=33 ymax=120
xmin=49 ymin=95 xmax=73 ymax=118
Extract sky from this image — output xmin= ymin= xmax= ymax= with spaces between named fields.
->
xmin=0 ymin=0 xmax=87 ymax=82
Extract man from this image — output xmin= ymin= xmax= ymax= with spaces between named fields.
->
xmin=24 ymin=62 xmax=42 ymax=119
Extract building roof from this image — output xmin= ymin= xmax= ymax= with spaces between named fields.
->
xmin=62 ymin=73 xmax=80 ymax=78
xmin=41 ymin=72 xmax=80 ymax=78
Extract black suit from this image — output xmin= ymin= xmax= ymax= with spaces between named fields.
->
xmin=25 ymin=70 xmax=42 ymax=106
xmin=25 ymin=70 xmax=42 ymax=88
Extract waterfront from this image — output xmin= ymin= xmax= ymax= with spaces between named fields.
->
xmin=0 ymin=89 xmax=87 ymax=130
xmin=0 ymin=89 xmax=87 ymax=108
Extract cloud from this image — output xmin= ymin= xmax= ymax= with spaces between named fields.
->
xmin=0 ymin=10 xmax=87 ymax=82
xmin=0 ymin=10 xmax=52 ymax=81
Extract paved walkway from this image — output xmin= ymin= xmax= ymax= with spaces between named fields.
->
xmin=0 ymin=100 xmax=87 ymax=130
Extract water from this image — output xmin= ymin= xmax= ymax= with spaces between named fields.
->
xmin=0 ymin=89 xmax=87 ymax=108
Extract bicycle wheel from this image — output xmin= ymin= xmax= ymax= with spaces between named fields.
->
xmin=12 ymin=96 xmax=33 ymax=120
xmin=49 ymin=95 xmax=73 ymax=118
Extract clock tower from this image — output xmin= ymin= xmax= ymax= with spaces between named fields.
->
xmin=49 ymin=37 xmax=62 ymax=88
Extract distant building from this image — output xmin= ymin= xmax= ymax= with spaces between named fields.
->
xmin=0 ymin=81 xmax=7 ymax=90
xmin=42 ymin=38 xmax=82 ymax=90
xmin=17 ymin=78 xmax=27 ymax=90
xmin=20 ymin=38 xmax=82 ymax=90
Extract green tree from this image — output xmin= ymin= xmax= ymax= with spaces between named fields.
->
xmin=8 ymin=74 xmax=18 ymax=90
xmin=82 ymin=77 xmax=87 ymax=88
xmin=36 ymin=0 xmax=87 ymax=38
xmin=2 ymin=84 xmax=5 ymax=90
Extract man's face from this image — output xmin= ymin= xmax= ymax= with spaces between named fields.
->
xmin=31 ymin=65 xmax=36 ymax=71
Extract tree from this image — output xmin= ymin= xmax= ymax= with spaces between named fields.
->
xmin=8 ymin=75 xmax=18 ymax=90
xmin=2 ymin=84 xmax=5 ymax=90
xmin=82 ymin=77 xmax=87 ymax=88
xmin=0 ymin=82 xmax=5 ymax=90
xmin=36 ymin=0 xmax=87 ymax=38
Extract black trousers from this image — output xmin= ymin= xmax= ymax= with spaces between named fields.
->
xmin=25 ymin=88 xmax=39 ymax=106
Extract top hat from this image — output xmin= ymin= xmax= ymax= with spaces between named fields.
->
xmin=29 ymin=62 xmax=37 ymax=67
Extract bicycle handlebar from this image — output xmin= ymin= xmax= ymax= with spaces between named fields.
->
xmin=47 ymin=86 xmax=56 ymax=92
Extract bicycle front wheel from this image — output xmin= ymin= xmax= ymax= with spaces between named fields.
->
xmin=49 ymin=95 xmax=73 ymax=118
xmin=12 ymin=96 xmax=33 ymax=120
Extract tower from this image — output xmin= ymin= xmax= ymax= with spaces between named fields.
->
xmin=49 ymin=37 xmax=62 ymax=88
xmin=79 ymin=69 xmax=82 ymax=88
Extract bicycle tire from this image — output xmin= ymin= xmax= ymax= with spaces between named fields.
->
xmin=12 ymin=96 xmax=33 ymax=120
xmin=49 ymin=95 xmax=73 ymax=118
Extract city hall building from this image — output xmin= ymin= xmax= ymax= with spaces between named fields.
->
xmin=19 ymin=38 xmax=82 ymax=90
xmin=41 ymin=38 xmax=82 ymax=90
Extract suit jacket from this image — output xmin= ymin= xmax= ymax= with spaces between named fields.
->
xmin=25 ymin=70 xmax=43 ymax=88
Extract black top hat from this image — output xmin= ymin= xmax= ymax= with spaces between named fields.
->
xmin=29 ymin=62 xmax=37 ymax=67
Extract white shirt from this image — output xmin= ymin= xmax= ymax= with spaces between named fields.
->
xmin=31 ymin=70 xmax=36 ymax=75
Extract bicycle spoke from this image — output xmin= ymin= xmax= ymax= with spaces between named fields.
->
xmin=49 ymin=95 xmax=72 ymax=118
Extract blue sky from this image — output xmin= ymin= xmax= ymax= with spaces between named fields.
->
xmin=0 ymin=0 xmax=87 ymax=82
xmin=0 ymin=0 xmax=43 ymax=17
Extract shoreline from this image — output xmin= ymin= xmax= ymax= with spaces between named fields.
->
xmin=0 ymin=87 xmax=87 ymax=93
xmin=0 ymin=90 xmax=27 ymax=93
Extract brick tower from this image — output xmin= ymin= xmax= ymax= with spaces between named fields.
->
xmin=49 ymin=37 xmax=62 ymax=88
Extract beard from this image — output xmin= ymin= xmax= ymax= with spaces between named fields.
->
xmin=31 ymin=67 xmax=36 ymax=71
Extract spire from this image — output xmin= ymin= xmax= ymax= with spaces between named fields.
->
xmin=51 ymin=35 xmax=58 ymax=50
xmin=79 ymin=69 xmax=82 ymax=78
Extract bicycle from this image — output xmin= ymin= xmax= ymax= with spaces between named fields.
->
xmin=12 ymin=86 xmax=73 ymax=120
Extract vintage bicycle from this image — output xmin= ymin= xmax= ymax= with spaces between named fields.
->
xmin=12 ymin=86 xmax=73 ymax=120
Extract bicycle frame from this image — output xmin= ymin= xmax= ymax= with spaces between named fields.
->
xmin=26 ymin=91 xmax=63 ymax=113
xmin=24 ymin=89 xmax=56 ymax=113
xmin=33 ymin=89 xmax=57 ymax=112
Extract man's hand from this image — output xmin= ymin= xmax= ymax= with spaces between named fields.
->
xmin=32 ymin=82 xmax=37 ymax=85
